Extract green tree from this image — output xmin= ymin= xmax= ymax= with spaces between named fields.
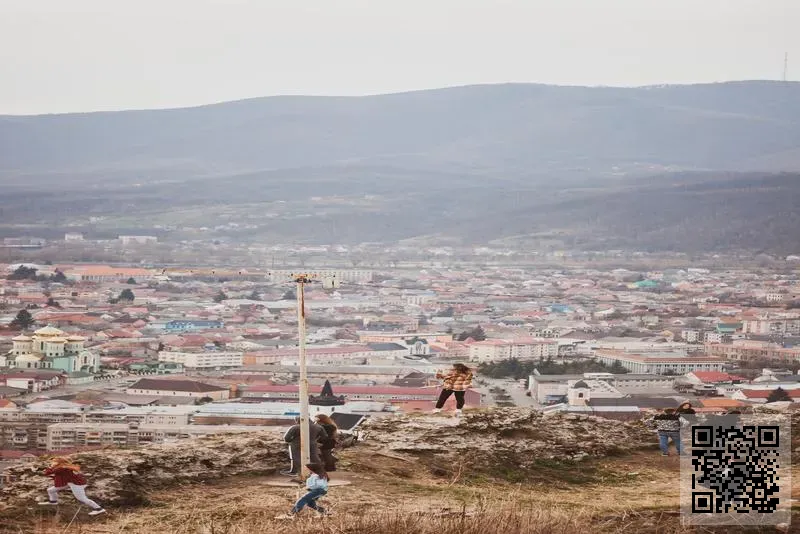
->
xmin=478 ymin=357 xmax=624 ymax=380
xmin=7 ymin=266 xmax=38 ymax=281
xmin=51 ymin=270 xmax=68 ymax=283
xmin=46 ymin=297 xmax=61 ymax=308
xmin=212 ymin=291 xmax=228 ymax=303
xmin=767 ymin=387 xmax=792 ymax=403
xmin=10 ymin=309 xmax=34 ymax=330
xmin=118 ymin=288 xmax=136 ymax=302
xmin=609 ymin=361 xmax=630 ymax=374
xmin=196 ymin=396 xmax=214 ymax=405
xmin=126 ymin=277 xmax=137 ymax=285
xmin=457 ymin=325 xmax=486 ymax=341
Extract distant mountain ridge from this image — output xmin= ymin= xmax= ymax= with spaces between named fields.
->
xmin=1 ymin=81 xmax=799 ymax=252
xmin=1 ymin=81 xmax=799 ymax=182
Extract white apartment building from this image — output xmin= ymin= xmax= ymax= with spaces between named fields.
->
xmin=118 ymin=235 xmax=158 ymax=245
xmin=743 ymin=317 xmax=800 ymax=336
xmin=0 ymin=406 xmax=193 ymax=425
xmin=468 ymin=339 xmax=559 ymax=363
xmin=592 ymin=350 xmax=725 ymax=375
xmin=681 ymin=330 xmax=700 ymax=343
xmin=704 ymin=332 xmax=724 ymax=344
xmin=159 ymin=351 xmax=243 ymax=369
xmin=46 ymin=423 xmax=256 ymax=451
xmin=64 ymin=233 xmax=84 ymax=242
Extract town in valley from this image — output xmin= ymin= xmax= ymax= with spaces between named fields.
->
xmin=1 ymin=234 xmax=798 ymax=478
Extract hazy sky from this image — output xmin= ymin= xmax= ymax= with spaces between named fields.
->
xmin=0 ymin=0 xmax=797 ymax=114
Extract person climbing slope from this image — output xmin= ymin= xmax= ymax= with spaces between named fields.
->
xmin=432 ymin=363 xmax=473 ymax=417
xmin=37 ymin=457 xmax=106 ymax=515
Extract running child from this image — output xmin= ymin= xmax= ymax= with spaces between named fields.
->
xmin=278 ymin=463 xmax=330 ymax=518
xmin=38 ymin=457 xmax=106 ymax=516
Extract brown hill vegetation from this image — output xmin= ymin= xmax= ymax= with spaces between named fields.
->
xmin=0 ymin=408 xmax=797 ymax=533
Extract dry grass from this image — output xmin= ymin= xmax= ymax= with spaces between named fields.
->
xmin=2 ymin=452 xmax=798 ymax=534
xmin=4 ymin=500 xmax=688 ymax=534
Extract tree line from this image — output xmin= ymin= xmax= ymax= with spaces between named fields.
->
xmin=7 ymin=265 xmax=69 ymax=283
xmin=478 ymin=357 xmax=629 ymax=380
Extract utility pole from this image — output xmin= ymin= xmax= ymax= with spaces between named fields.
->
xmin=293 ymin=273 xmax=316 ymax=479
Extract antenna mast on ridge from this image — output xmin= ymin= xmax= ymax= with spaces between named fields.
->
xmin=784 ymin=52 xmax=789 ymax=82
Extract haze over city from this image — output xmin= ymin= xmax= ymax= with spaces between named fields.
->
xmin=0 ymin=0 xmax=798 ymax=114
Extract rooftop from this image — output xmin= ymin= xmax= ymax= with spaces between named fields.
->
xmin=128 ymin=378 xmax=229 ymax=393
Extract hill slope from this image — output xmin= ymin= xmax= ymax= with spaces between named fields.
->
xmin=1 ymin=409 xmax=797 ymax=534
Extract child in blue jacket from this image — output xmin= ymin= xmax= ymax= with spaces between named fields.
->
xmin=279 ymin=463 xmax=330 ymax=518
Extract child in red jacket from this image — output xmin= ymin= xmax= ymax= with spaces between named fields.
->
xmin=38 ymin=457 xmax=105 ymax=516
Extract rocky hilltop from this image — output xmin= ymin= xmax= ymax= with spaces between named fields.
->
xmin=0 ymin=410 xmax=653 ymax=511
xmin=1 ymin=409 xmax=796 ymax=534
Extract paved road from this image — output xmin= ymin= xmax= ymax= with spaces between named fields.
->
xmin=474 ymin=376 xmax=540 ymax=409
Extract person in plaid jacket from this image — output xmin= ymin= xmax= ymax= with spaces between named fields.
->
xmin=432 ymin=363 xmax=473 ymax=417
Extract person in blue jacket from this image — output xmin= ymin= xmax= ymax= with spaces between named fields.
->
xmin=277 ymin=463 xmax=331 ymax=519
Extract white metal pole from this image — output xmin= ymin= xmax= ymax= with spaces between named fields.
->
xmin=296 ymin=276 xmax=311 ymax=479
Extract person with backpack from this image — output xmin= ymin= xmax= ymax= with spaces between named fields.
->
xmin=432 ymin=363 xmax=473 ymax=417
xmin=37 ymin=457 xmax=106 ymax=516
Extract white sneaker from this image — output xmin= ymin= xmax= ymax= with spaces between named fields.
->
xmin=88 ymin=509 xmax=106 ymax=516
xmin=432 ymin=408 xmax=442 ymax=414
xmin=38 ymin=501 xmax=58 ymax=506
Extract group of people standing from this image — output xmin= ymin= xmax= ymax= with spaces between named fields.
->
xmin=282 ymin=413 xmax=340 ymax=476
xmin=278 ymin=363 xmax=474 ymax=518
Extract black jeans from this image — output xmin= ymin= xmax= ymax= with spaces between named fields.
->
xmin=436 ymin=389 xmax=465 ymax=409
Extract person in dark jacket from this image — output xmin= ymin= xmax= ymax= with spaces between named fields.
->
xmin=37 ymin=457 xmax=105 ymax=515
xmin=281 ymin=417 xmax=328 ymax=476
xmin=648 ymin=408 xmax=682 ymax=456
xmin=315 ymin=414 xmax=338 ymax=472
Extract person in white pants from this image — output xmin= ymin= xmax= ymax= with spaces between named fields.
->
xmin=38 ymin=457 xmax=105 ymax=516
xmin=46 ymin=483 xmax=103 ymax=510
